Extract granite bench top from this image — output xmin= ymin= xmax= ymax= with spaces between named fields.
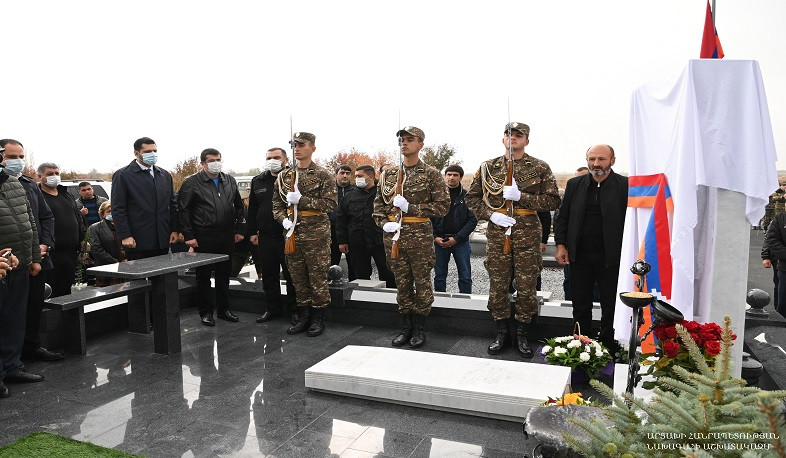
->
xmin=86 ymin=252 xmax=229 ymax=279
xmin=44 ymin=279 xmax=151 ymax=310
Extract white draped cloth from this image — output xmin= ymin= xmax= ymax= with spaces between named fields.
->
xmin=614 ymin=60 xmax=778 ymax=343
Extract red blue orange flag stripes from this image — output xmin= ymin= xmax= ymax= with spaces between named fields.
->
xmin=628 ymin=174 xmax=673 ymax=299
xmin=629 ymin=174 xmax=674 ymax=352
xmin=700 ymin=1 xmax=724 ymax=59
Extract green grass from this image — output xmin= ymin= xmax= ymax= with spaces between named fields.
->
xmin=0 ymin=432 xmax=142 ymax=457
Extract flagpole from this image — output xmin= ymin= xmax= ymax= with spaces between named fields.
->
xmin=711 ymin=0 xmax=716 ymax=27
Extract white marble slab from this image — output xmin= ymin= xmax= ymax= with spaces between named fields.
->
xmin=305 ymin=345 xmax=571 ymax=421
xmin=349 ymin=279 xmax=387 ymax=289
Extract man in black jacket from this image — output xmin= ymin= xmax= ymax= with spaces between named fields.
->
xmin=178 ymin=149 xmax=245 ymax=326
xmin=764 ymin=212 xmax=786 ymax=316
xmin=111 ymin=137 xmax=179 ymax=260
xmin=0 ymin=139 xmax=61 ymax=361
xmin=431 ymin=164 xmax=477 ymax=294
xmin=248 ymin=147 xmax=297 ymax=323
xmin=336 ymin=164 xmax=395 ymax=288
xmin=554 ymin=144 xmax=627 ymax=352
xmin=329 ymin=164 xmax=356 ymax=280
xmin=0 ymin=164 xmax=44 ymax=397
xmin=38 ymin=162 xmax=86 ymax=298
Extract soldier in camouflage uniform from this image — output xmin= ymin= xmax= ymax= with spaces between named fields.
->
xmin=373 ymin=126 xmax=449 ymax=348
xmin=465 ymin=123 xmax=560 ymax=358
xmin=762 ymin=182 xmax=786 ymax=230
xmin=272 ymin=132 xmax=337 ymax=337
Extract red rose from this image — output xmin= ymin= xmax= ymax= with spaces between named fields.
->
xmin=702 ymin=323 xmax=723 ymax=340
xmin=663 ymin=340 xmax=681 ymax=358
xmin=654 ymin=324 xmax=670 ymax=341
xmin=699 ymin=329 xmax=718 ymax=344
xmin=704 ymin=340 xmax=721 ymax=357
xmin=683 ymin=321 xmax=701 ymax=333
xmin=664 ymin=327 xmax=678 ymax=339
xmin=689 ymin=332 xmax=704 ymax=347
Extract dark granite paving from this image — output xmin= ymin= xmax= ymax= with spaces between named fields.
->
xmin=1 ymin=313 xmax=536 ymax=457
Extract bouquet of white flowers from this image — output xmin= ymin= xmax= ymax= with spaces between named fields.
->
xmin=540 ymin=334 xmax=612 ymax=378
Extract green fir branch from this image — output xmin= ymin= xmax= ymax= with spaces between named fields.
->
xmin=652 ymin=391 xmax=702 ymax=430
xmin=675 ymin=324 xmax=713 ymax=375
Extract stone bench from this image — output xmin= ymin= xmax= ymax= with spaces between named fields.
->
xmin=44 ymin=280 xmax=151 ymax=355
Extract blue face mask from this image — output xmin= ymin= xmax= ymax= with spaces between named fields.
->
xmin=105 ymin=214 xmax=114 ymax=222
xmin=3 ymin=159 xmax=24 ymax=175
xmin=141 ymin=152 xmax=158 ymax=166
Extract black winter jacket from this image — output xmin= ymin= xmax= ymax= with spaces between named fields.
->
xmin=178 ymin=170 xmax=245 ymax=240
xmin=554 ymin=170 xmax=628 ymax=265
xmin=336 ymin=185 xmax=383 ymax=247
xmin=19 ymin=175 xmax=55 ymax=270
xmin=764 ymin=213 xmax=786 ymax=271
xmin=0 ymin=172 xmax=42 ymax=267
xmin=247 ymin=170 xmax=284 ymax=238
xmin=431 ymin=187 xmax=478 ymax=243
xmin=89 ymin=220 xmax=123 ymax=265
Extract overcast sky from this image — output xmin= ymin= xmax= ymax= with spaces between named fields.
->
xmin=3 ymin=0 xmax=784 ymax=176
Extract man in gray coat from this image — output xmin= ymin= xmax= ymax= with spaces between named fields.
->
xmin=0 ymin=155 xmax=44 ymax=398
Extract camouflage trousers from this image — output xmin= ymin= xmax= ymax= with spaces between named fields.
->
xmin=384 ymin=221 xmax=435 ymax=316
xmin=285 ymin=214 xmax=331 ymax=309
xmin=485 ymin=217 xmax=542 ymax=323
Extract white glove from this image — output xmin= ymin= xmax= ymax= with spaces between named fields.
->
xmin=502 ymin=177 xmax=521 ymax=201
xmin=282 ymin=219 xmax=293 ymax=230
xmin=489 ymin=212 xmax=516 ymax=227
xmin=393 ymin=195 xmax=409 ymax=213
xmin=286 ymin=189 xmax=302 ymax=205
xmin=383 ymin=222 xmax=401 ymax=233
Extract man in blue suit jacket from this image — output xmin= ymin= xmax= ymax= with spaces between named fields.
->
xmin=111 ymin=137 xmax=179 ymax=260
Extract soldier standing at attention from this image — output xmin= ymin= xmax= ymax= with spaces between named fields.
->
xmin=374 ymin=126 xmax=449 ymax=348
xmin=272 ymin=132 xmax=337 ymax=337
xmin=465 ymin=123 xmax=560 ymax=358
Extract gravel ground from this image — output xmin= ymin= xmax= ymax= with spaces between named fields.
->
xmin=355 ymin=254 xmax=567 ymax=299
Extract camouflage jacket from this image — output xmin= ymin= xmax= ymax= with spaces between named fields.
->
xmin=465 ymin=153 xmax=560 ymax=221
xmin=373 ymin=159 xmax=449 ymax=228
xmin=272 ymin=162 xmax=337 ymax=224
xmin=773 ymin=190 xmax=786 ymax=214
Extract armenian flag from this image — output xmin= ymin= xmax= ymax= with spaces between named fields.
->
xmin=700 ymin=1 xmax=724 ymax=59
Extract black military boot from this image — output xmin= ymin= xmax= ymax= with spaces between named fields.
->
xmin=409 ymin=314 xmax=427 ymax=348
xmin=515 ymin=322 xmax=533 ymax=358
xmin=487 ymin=319 xmax=510 ymax=355
xmin=307 ymin=308 xmax=326 ymax=337
xmin=392 ymin=313 xmax=413 ymax=347
xmin=286 ymin=307 xmax=311 ymax=334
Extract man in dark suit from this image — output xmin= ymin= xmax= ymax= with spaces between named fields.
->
xmin=111 ymin=137 xmax=179 ymax=260
xmin=554 ymin=144 xmax=628 ymax=353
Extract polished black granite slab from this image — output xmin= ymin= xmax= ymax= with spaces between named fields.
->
xmin=2 ymin=312 xmax=538 ymax=457
xmin=86 ymin=252 xmax=229 ymax=279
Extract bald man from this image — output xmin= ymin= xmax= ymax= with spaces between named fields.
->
xmin=554 ymin=144 xmax=628 ymax=355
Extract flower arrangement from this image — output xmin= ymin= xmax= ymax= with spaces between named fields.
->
xmin=542 ymin=392 xmax=602 ymax=407
xmin=541 ymin=334 xmax=612 ymax=378
xmin=640 ymin=319 xmax=737 ymax=390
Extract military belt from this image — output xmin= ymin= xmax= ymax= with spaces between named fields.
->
xmin=387 ymin=216 xmax=430 ymax=223
xmin=289 ymin=210 xmax=326 ymax=217
xmin=494 ymin=208 xmax=536 ymax=216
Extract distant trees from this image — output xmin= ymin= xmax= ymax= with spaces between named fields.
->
xmin=421 ymin=143 xmax=460 ymax=172
xmin=319 ymin=148 xmax=396 ymax=176
xmin=171 ymin=156 xmax=200 ymax=192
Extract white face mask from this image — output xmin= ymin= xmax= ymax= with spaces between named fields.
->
xmin=44 ymin=175 xmax=61 ymax=188
xmin=266 ymin=159 xmax=283 ymax=173
xmin=207 ymin=161 xmax=222 ymax=174
xmin=355 ymin=177 xmax=367 ymax=189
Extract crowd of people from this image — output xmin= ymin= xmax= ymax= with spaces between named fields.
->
xmin=0 ymin=128 xmax=630 ymax=399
